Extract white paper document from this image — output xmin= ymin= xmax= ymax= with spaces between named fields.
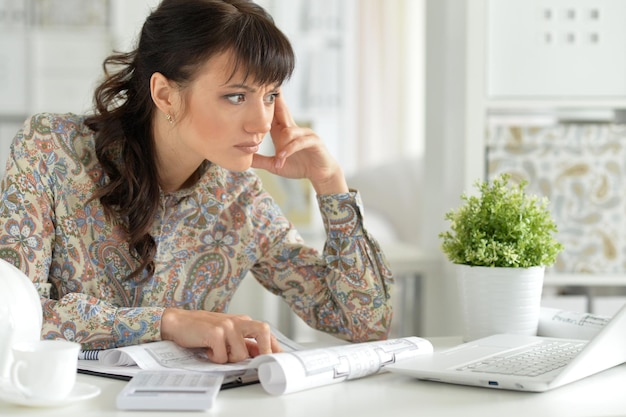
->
xmin=79 ymin=335 xmax=433 ymax=395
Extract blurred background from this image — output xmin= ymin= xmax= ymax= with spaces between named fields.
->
xmin=0 ymin=0 xmax=424 ymax=176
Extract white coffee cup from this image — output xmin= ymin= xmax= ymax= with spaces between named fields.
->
xmin=10 ymin=340 xmax=81 ymax=401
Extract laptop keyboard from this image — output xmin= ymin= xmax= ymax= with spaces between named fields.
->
xmin=457 ymin=340 xmax=587 ymax=377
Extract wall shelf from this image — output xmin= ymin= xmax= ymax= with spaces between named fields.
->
xmin=545 ymin=274 xmax=626 ymax=287
xmin=485 ymin=99 xmax=626 ymax=110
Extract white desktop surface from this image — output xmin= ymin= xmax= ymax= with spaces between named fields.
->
xmin=1 ymin=337 xmax=625 ymax=417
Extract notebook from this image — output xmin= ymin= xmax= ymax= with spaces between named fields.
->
xmin=388 ymin=303 xmax=626 ymax=392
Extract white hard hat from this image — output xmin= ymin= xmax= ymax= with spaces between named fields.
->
xmin=0 ymin=259 xmax=42 ymax=380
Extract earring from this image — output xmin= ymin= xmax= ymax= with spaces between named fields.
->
xmin=165 ymin=113 xmax=174 ymax=124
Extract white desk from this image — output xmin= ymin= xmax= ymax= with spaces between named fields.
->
xmin=2 ymin=337 xmax=625 ymax=417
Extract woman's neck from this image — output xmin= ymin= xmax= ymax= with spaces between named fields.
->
xmin=153 ymin=114 xmax=204 ymax=193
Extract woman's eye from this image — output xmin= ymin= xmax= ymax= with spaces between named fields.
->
xmin=226 ymin=94 xmax=245 ymax=104
xmin=265 ymin=93 xmax=279 ymax=104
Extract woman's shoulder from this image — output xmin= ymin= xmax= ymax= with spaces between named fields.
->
xmin=20 ymin=113 xmax=93 ymax=144
xmin=16 ymin=112 xmax=96 ymax=164
xmin=24 ymin=112 xmax=87 ymax=129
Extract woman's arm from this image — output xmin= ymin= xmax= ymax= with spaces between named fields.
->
xmin=0 ymin=115 xmax=165 ymax=350
xmin=249 ymin=189 xmax=393 ymax=342
xmin=250 ymin=95 xmax=393 ymax=341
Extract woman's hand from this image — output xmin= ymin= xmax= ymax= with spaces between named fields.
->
xmin=251 ymin=94 xmax=349 ymax=195
xmin=160 ymin=308 xmax=282 ymax=363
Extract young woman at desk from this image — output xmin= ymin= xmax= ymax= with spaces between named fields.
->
xmin=0 ymin=0 xmax=393 ymax=364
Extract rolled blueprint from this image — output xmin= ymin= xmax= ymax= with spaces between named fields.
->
xmin=537 ymin=307 xmax=611 ymax=340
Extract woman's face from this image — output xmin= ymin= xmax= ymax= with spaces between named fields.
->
xmin=170 ymin=51 xmax=280 ymax=173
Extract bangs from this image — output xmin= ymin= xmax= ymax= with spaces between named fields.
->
xmin=225 ymin=14 xmax=295 ymax=85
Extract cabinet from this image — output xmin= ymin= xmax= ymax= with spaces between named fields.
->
xmin=466 ymin=0 xmax=626 ymax=186
xmin=466 ymin=0 xmax=626 ymax=312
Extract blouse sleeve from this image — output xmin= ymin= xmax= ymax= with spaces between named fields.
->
xmin=0 ymin=115 xmax=163 ymax=350
xmin=251 ymin=190 xmax=394 ymax=342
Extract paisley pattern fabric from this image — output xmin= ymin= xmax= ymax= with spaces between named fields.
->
xmin=487 ymin=122 xmax=626 ymax=274
xmin=0 ymin=113 xmax=393 ymax=350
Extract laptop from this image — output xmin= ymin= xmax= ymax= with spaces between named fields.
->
xmin=388 ymin=303 xmax=626 ymax=392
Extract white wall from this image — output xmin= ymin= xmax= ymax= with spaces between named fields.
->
xmin=420 ymin=0 xmax=470 ymax=336
xmin=109 ymin=0 xmax=160 ymax=51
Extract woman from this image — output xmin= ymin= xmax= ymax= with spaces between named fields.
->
xmin=0 ymin=0 xmax=393 ymax=364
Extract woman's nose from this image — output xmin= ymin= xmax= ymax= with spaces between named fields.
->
xmin=244 ymin=102 xmax=272 ymax=134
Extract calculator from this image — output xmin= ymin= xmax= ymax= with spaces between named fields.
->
xmin=116 ymin=370 xmax=224 ymax=410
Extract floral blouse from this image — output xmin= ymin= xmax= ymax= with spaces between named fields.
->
xmin=0 ymin=113 xmax=393 ymax=350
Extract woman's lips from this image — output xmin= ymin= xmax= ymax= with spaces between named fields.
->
xmin=235 ymin=143 xmax=260 ymax=154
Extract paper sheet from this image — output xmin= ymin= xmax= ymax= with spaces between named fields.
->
xmin=250 ymin=337 xmax=433 ymax=395
xmin=538 ymin=307 xmax=610 ymax=340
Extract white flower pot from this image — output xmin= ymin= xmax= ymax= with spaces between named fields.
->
xmin=456 ymin=264 xmax=545 ymax=342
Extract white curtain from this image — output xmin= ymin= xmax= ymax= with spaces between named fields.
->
xmin=353 ymin=0 xmax=425 ymax=170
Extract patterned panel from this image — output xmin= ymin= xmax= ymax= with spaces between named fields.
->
xmin=487 ymin=123 xmax=626 ymax=274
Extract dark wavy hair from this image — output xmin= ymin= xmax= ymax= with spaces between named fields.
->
xmin=85 ymin=0 xmax=295 ymax=282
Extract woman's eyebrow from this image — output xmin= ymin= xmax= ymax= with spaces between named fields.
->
xmin=222 ymin=82 xmax=281 ymax=92
xmin=223 ymin=83 xmax=256 ymax=92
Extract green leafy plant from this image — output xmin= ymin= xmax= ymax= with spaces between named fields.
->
xmin=439 ymin=174 xmax=564 ymax=268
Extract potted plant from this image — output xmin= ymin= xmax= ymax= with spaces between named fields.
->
xmin=440 ymin=173 xmax=564 ymax=341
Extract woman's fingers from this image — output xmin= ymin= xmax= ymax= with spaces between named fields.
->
xmin=270 ymin=333 xmax=282 ymax=353
xmin=225 ymin=323 xmax=253 ymax=363
xmin=210 ymin=318 xmax=273 ymax=363
xmin=248 ymin=321 xmax=275 ymax=356
xmin=271 ymin=94 xmax=295 ymax=131
xmin=275 ymin=128 xmax=318 ymax=158
xmin=161 ymin=308 xmax=282 ymax=364
xmin=256 ymin=94 xmax=348 ymax=194
xmin=251 ymin=127 xmax=319 ymax=174
xmin=269 ymin=94 xmax=301 ymax=158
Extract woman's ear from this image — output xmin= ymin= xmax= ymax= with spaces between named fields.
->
xmin=150 ymin=72 xmax=179 ymax=116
